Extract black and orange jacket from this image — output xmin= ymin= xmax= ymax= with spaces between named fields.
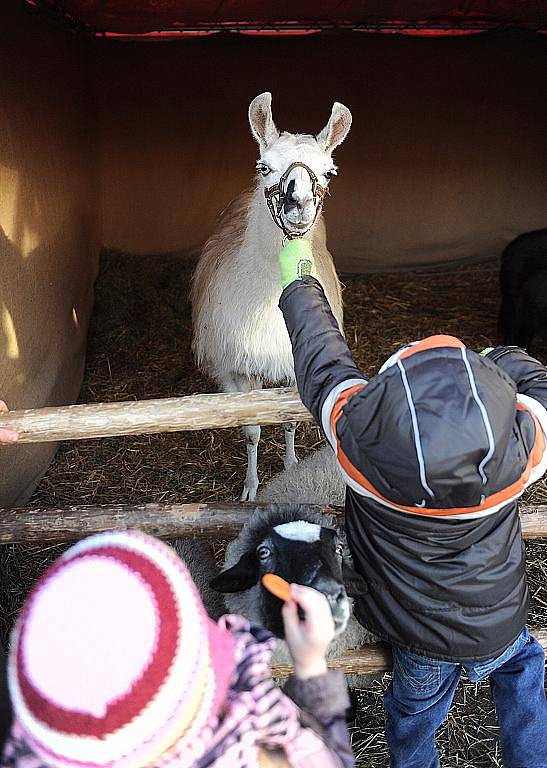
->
xmin=279 ymin=276 xmax=547 ymax=662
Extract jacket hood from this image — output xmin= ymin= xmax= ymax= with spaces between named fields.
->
xmin=348 ymin=335 xmax=537 ymax=511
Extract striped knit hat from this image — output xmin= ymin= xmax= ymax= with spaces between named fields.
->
xmin=8 ymin=531 xmax=235 ymax=768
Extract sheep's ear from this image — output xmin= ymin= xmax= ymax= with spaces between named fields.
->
xmin=342 ymin=564 xmax=368 ymax=598
xmin=316 ymin=102 xmax=352 ymax=153
xmin=249 ymin=92 xmax=279 ymax=150
xmin=210 ymin=550 xmax=259 ymax=593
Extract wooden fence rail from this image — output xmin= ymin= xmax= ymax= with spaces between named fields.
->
xmin=0 ymin=388 xmax=312 ymax=443
xmin=1 ymin=501 xmax=546 ymax=544
xmin=271 ymin=628 xmax=547 ymax=677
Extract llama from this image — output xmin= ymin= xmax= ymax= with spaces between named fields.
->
xmin=191 ymin=92 xmax=351 ymax=501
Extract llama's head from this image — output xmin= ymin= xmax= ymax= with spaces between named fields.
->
xmin=210 ymin=506 xmax=365 ymax=640
xmin=248 ymin=92 xmax=352 ymax=238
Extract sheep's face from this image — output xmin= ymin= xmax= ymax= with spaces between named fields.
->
xmin=211 ymin=520 xmax=351 ymax=640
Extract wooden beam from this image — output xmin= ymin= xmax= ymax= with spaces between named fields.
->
xmin=0 ymin=388 xmax=312 ymax=444
xmin=0 ymin=501 xmax=546 ymax=545
xmin=273 ymin=643 xmax=392 ymax=678
xmin=0 ymin=502 xmax=339 ymax=544
xmin=271 ymin=628 xmax=547 ymax=677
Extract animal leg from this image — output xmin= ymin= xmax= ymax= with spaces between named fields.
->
xmin=218 ymin=373 xmax=264 ymax=501
xmin=283 ymin=422 xmax=298 ymax=470
xmin=241 ymin=424 xmax=261 ymax=502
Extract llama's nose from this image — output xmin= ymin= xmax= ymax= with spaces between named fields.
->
xmin=283 ymin=180 xmax=312 ymax=214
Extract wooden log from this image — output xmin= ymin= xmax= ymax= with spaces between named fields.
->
xmin=273 ymin=643 xmax=392 ymax=678
xmin=271 ymin=627 xmax=547 ymax=677
xmin=0 ymin=501 xmax=546 ymax=545
xmin=0 ymin=502 xmax=339 ymax=544
xmin=0 ymin=388 xmax=313 ymax=444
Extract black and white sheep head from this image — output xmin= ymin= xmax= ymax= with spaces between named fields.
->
xmin=210 ymin=506 xmax=362 ymax=641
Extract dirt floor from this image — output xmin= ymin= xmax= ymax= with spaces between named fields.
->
xmin=1 ymin=250 xmax=546 ymax=767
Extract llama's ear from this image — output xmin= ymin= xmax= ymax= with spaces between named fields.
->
xmin=210 ymin=550 xmax=259 ymax=593
xmin=316 ymin=102 xmax=352 ymax=153
xmin=249 ymin=92 xmax=279 ymax=149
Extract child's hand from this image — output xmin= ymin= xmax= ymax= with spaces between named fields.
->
xmin=277 ymin=239 xmax=314 ymax=289
xmin=0 ymin=401 xmax=18 ymax=444
xmin=282 ymin=584 xmax=335 ymax=680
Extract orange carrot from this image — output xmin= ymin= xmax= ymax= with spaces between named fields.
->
xmin=262 ymin=573 xmax=292 ymax=602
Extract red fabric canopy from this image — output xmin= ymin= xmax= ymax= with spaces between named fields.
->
xmin=33 ymin=1 xmax=547 ymax=36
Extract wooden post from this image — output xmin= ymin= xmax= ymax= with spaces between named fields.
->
xmin=0 ymin=388 xmax=313 ymax=443
xmin=0 ymin=501 xmax=545 ymax=544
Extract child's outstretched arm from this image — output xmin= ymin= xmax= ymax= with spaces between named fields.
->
xmin=278 ymin=240 xmax=366 ymax=429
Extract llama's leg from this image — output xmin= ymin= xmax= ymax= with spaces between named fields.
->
xmin=219 ymin=372 xmax=263 ymax=502
xmin=283 ymin=422 xmax=298 ymax=470
xmin=241 ymin=424 xmax=261 ymax=502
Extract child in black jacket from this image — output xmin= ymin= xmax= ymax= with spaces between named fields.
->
xmin=277 ymin=239 xmax=547 ymax=768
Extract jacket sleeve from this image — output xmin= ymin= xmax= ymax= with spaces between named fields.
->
xmin=283 ymin=671 xmax=355 ymax=768
xmin=485 ymin=346 xmax=547 ymax=410
xmin=279 ymin=277 xmax=366 ymax=443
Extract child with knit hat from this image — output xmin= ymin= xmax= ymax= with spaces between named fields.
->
xmin=1 ymin=529 xmax=354 ymax=768
xmin=276 ymin=239 xmax=547 ymax=768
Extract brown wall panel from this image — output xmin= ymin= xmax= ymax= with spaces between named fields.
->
xmin=0 ymin=1 xmax=100 ymax=505
xmin=97 ymin=33 xmax=547 ymax=272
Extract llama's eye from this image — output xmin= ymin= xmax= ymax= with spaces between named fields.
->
xmin=324 ymin=168 xmax=337 ymax=181
xmin=256 ymin=163 xmax=272 ymax=177
xmin=257 ymin=544 xmax=272 ymax=561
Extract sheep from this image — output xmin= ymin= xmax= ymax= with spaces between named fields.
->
xmin=256 ymin=446 xmax=344 ymax=507
xmin=208 ymin=505 xmax=374 ymax=673
xmin=170 ymin=538 xmax=226 ymax=620
xmin=499 ymin=228 xmax=547 ymax=353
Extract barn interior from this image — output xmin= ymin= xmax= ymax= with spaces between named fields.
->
xmin=0 ymin=2 xmax=546 ymax=765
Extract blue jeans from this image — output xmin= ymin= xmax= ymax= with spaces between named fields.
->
xmin=384 ymin=628 xmax=547 ymax=768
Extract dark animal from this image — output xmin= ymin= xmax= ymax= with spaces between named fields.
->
xmin=499 ymin=229 xmax=547 ymax=352
xmin=172 ymin=505 xmax=372 ymax=673
xmin=211 ymin=506 xmax=360 ymax=641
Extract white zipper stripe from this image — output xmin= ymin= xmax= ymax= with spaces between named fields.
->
xmin=397 ymin=360 xmax=434 ymax=499
xmin=461 ymin=348 xmax=495 ymax=486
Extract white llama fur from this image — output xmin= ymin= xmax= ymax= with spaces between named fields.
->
xmin=191 ymin=92 xmax=351 ymax=501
